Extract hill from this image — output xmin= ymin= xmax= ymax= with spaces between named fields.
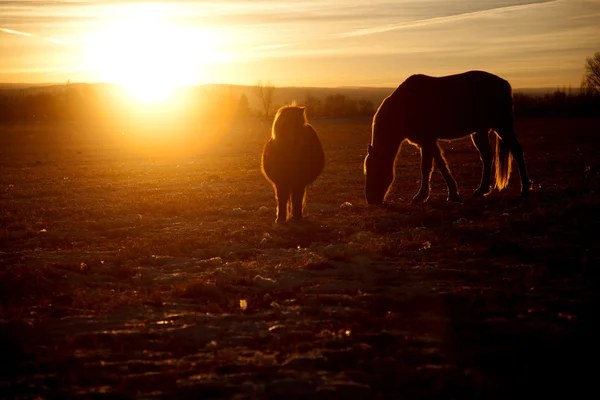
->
xmin=0 ymin=81 xmax=577 ymax=104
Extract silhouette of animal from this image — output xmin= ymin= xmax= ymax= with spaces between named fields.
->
xmin=364 ymin=70 xmax=532 ymax=204
xmin=261 ymin=105 xmax=325 ymax=223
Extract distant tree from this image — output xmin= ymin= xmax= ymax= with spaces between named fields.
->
xmin=197 ymin=85 xmax=238 ymax=122
xmin=235 ymin=93 xmax=251 ymax=119
xmin=303 ymin=92 xmax=321 ymax=116
xmin=582 ymin=51 xmax=600 ymax=95
xmin=0 ymin=94 xmax=15 ymax=122
xmin=357 ymin=98 xmax=375 ymax=116
xmin=322 ymin=93 xmax=357 ymax=117
xmin=255 ymin=80 xmax=276 ymax=119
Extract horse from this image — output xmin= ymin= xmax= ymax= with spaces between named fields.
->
xmin=261 ymin=105 xmax=325 ymax=223
xmin=364 ymin=70 xmax=532 ymax=204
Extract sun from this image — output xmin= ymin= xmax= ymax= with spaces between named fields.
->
xmin=86 ymin=5 xmax=223 ymax=102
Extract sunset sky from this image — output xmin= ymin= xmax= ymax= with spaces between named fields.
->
xmin=1 ymin=0 xmax=599 ymax=90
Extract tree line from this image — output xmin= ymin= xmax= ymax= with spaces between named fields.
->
xmin=1 ymin=50 xmax=599 ymax=124
xmin=1 ymin=85 xmax=598 ymax=124
xmin=0 ymin=84 xmax=380 ymax=123
xmin=0 ymin=83 xmax=253 ymax=124
xmin=513 ymin=89 xmax=600 ymax=118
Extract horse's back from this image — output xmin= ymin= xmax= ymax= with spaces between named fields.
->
xmin=394 ymin=71 xmax=511 ymax=101
xmin=385 ymin=70 xmax=513 ymax=138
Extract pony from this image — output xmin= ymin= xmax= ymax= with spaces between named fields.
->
xmin=364 ymin=70 xmax=532 ymax=204
xmin=261 ymin=105 xmax=325 ymax=223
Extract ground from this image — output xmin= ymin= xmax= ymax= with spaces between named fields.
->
xmin=0 ymin=116 xmax=598 ymax=399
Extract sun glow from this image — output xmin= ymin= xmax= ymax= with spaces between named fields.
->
xmin=87 ymin=4 xmax=226 ymax=102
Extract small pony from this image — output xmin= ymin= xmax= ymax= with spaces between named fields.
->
xmin=364 ymin=70 xmax=532 ymax=204
xmin=261 ymin=105 xmax=325 ymax=223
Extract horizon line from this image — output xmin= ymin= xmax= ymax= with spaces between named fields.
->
xmin=0 ymin=81 xmax=583 ymax=92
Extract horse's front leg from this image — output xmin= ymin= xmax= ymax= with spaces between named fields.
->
xmin=275 ymin=185 xmax=291 ymax=223
xmin=413 ymin=145 xmax=434 ymax=203
xmin=290 ymin=184 xmax=306 ymax=222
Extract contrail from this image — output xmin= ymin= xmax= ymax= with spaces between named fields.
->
xmin=0 ymin=26 xmax=74 ymax=45
xmin=338 ymin=0 xmax=558 ymax=38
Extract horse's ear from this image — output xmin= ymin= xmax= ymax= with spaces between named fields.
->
xmin=367 ymin=145 xmax=374 ymax=155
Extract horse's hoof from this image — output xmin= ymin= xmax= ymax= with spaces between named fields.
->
xmin=275 ymin=217 xmax=286 ymax=224
xmin=411 ymin=195 xmax=429 ymax=204
xmin=520 ymin=181 xmax=533 ymax=197
xmin=448 ymin=192 xmax=461 ymax=202
xmin=472 ymin=188 xmax=488 ymax=198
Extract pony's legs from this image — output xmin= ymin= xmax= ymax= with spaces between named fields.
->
xmin=432 ymin=143 xmax=460 ymax=201
xmin=471 ymin=130 xmax=493 ymax=197
xmin=413 ymin=145 xmax=434 ymax=203
xmin=275 ymin=185 xmax=291 ymax=223
xmin=290 ymin=185 xmax=306 ymax=221
xmin=496 ymin=125 xmax=532 ymax=196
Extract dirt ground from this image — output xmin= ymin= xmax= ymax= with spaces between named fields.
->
xmin=1 ymin=116 xmax=598 ymax=399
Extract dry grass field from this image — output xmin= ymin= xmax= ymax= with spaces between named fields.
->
xmin=1 ymin=116 xmax=599 ymax=398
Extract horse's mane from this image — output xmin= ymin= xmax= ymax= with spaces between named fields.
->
xmin=271 ymin=103 xmax=307 ymax=141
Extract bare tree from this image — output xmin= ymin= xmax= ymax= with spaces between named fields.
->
xmin=255 ymin=80 xmax=276 ymax=119
xmin=582 ymin=52 xmax=600 ymax=95
xmin=303 ymin=91 xmax=321 ymax=116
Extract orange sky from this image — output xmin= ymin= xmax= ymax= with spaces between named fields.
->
xmin=1 ymin=0 xmax=599 ymax=89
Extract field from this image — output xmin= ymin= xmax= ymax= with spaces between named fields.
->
xmin=1 ymin=116 xmax=598 ymax=398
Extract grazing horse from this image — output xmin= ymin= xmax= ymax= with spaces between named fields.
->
xmin=364 ymin=70 xmax=532 ymax=204
xmin=262 ymin=105 xmax=325 ymax=223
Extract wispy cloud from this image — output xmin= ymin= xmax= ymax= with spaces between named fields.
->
xmin=1 ymin=0 xmax=597 ymax=88
xmin=243 ymin=42 xmax=299 ymax=54
xmin=48 ymin=37 xmax=73 ymax=45
xmin=0 ymin=27 xmax=35 ymax=37
xmin=0 ymin=26 xmax=74 ymax=45
xmin=338 ymin=0 xmax=558 ymax=38
xmin=248 ymin=42 xmax=299 ymax=52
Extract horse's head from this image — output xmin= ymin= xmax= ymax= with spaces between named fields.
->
xmin=364 ymin=144 xmax=394 ymax=205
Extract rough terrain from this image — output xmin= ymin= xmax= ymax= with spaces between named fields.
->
xmin=1 ymin=117 xmax=598 ymax=398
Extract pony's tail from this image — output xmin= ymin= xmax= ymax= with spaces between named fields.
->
xmin=493 ymin=133 xmax=512 ymax=190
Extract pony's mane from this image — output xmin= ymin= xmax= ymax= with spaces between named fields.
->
xmin=271 ymin=103 xmax=307 ymax=140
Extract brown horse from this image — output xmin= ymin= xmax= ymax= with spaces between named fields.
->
xmin=364 ymin=70 xmax=532 ymax=204
xmin=262 ymin=105 xmax=325 ymax=223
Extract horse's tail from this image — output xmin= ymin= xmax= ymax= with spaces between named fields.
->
xmin=493 ymin=133 xmax=512 ymax=190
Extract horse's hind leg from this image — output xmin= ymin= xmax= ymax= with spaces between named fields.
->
xmin=290 ymin=184 xmax=306 ymax=221
xmin=471 ymin=130 xmax=493 ymax=197
xmin=432 ymin=143 xmax=460 ymax=202
xmin=496 ymin=124 xmax=532 ymax=197
xmin=413 ymin=144 xmax=434 ymax=203
xmin=275 ymin=185 xmax=291 ymax=223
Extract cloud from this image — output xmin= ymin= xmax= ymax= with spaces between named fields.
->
xmin=338 ymin=0 xmax=558 ymax=38
xmin=246 ymin=42 xmax=299 ymax=52
xmin=48 ymin=38 xmax=73 ymax=45
xmin=0 ymin=27 xmax=35 ymax=37
xmin=0 ymin=26 xmax=74 ymax=45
